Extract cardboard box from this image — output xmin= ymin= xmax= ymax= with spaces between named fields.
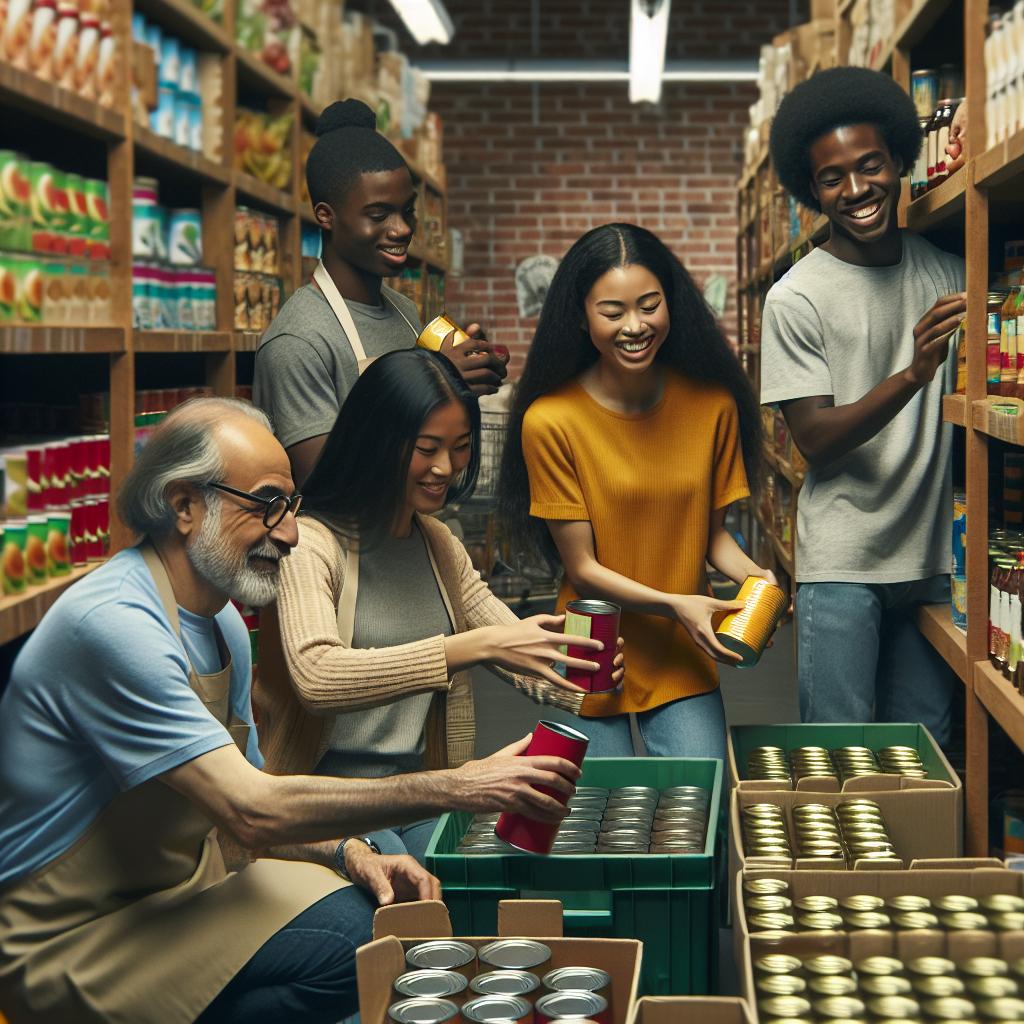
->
xmin=628 ymin=996 xmax=754 ymax=1024
xmin=740 ymin=927 xmax=1024 ymax=1020
xmin=729 ymin=784 xmax=963 ymax=883
xmin=356 ymin=900 xmax=642 ymax=1024
xmin=731 ymin=860 xmax=1022 ymax=979
xmin=727 ymin=723 xmax=960 ymax=795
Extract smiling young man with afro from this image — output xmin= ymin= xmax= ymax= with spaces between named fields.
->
xmin=759 ymin=67 xmax=965 ymax=748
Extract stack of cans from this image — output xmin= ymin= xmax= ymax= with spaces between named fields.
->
xmin=456 ymin=785 xmax=709 ymax=855
xmin=835 ymin=799 xmax=899 ymax=865
xmin=791 ymin=804 xmax=847 ymax=863
xmin=386 ymin=939 xmax=614 ymax=1023
xmin=741 ymin=803 xmax=793 ymax=860
xmin=742 ymin=876 xmax=795 ymax=932
xmin=752 ymin=951 xmax=1024 ymax=1023
xmin=745 ymin=744 xmax=928 ymax=783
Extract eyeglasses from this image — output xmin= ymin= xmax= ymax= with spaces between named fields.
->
xmin=208 ymin=483 xmax=303 ymax=529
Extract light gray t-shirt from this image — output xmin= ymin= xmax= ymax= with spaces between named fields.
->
xmin=253 ymin=282 xmax=421 ymax=448
xmin=316 ymin=525 xmax=452 ymax=780
xmin=760 ymin=232 xmax=965 ymax=584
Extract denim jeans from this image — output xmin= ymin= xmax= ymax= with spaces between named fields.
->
xmin=796 ymin=575 xmax=955 ymax=748
xmin=370 ymin=818 xmax=439 ymax=864
xmin=580 ymin=688 xmax=728 ymax=761
xmin=196 ymin=885 xmax=376 ymax=1024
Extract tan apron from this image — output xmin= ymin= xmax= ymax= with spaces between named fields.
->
xmin=0 ymin=543 xmax=348 ymax=1024
xmin=312 ymin=260 xmax=419 ymax=374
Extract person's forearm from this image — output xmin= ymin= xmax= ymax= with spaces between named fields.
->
xmin=258 ymin=838 xmax=337 ymax=868
xmin=707 ymin=526 xmax=764 ymax=585
xmin=566 ymin=558 xmax=677 ymax=619
xmin=443 ymin=628 xmax=495 ymax=674
xmin=788 ymin=371 xmax=921 ymax=468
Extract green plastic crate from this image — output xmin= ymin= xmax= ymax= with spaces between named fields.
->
xmin=426 ymin=757 xmax=723 ymax=995
xmin=728 ymin=723 xmax=957 ymax=788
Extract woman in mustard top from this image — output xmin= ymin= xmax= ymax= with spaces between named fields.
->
xmin=499 ymin=224 xmax=773 ymax=760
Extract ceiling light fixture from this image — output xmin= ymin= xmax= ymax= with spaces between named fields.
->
xmin=629 ymin=0 xmax=672 ymax=104
xmin=387 ymin=0 xmax=455 ymax=46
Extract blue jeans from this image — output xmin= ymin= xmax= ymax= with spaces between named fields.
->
xmin=196 ymin=885 xmax=376 ymax=1023
xmin=796 ymin=575 xmax=955 ymax=748
xmin=371 ymin=818 xmax=439 ymax=864
xmin=581 ymin=688 xmax=728 ymax=761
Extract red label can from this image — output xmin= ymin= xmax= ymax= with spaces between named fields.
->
xmin=564 ymin=599 xmax=620 ymax=692
xmin=494 ymin=721 xmax=589 ymax=854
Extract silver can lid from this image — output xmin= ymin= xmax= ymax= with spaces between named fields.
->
xmin=536 ymin=989 xmax=608 ymax=1018
xmin=565 ymin=599 xmax=620 ymax=616
xmin=462 ymin=994 xmax=533 ymax=1022
xmin=478 ymin=939 xmax=551 ymax=970
xmin=470 ymin=970 xmax=540 ymax=997
xmin=542 ymin=966 xmax=612 ymax=993
xmin=387 ymin=996 xmax=460 ymax=1023
xmin=406 ymin=940 xmax=477 ymax=971
xmin=394 ymin=970 xmax=468 ymax=1000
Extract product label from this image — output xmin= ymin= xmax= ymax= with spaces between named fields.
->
xmin=564 ymin=610 xmax=592 ymax=641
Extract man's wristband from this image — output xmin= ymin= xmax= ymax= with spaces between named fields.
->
xmin=334 ymin=836 xmax=381 ymax=879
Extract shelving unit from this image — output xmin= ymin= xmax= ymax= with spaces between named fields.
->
xmin=0 ymin=0 xmax=450 ymax=650
xmin=738 ymin=0 xmax=1024 ymax=855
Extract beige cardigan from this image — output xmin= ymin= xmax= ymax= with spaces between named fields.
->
xmin=255 ymin=514 xmax=585 ymax=775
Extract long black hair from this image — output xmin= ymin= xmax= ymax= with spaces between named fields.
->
xmin=497 ymin=222 xmax=761 ymax=568
xmin=302 ymin=348 xmax=481 ymax=548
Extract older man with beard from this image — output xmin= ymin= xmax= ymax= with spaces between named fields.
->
xmin=0 ymin=398 xmax=581 ymax=1024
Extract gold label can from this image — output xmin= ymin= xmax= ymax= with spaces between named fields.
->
xmin=713 ymin=576 xmax=786 ymax=666
xmin=417 ymin=314 xmax=471 ymax=351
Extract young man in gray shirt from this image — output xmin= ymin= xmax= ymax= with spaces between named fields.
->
xmin=760 ymin=68 xmax=966 ymax=746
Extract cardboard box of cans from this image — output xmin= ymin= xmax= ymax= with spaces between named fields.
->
xmin=740 ymin=922 xmax=1024 ymax=1023
xmin=627 ymin=996 xmax=754 ymax=1024
xmin=728 ymin=724 xmax=960 ymax=794
xmin=728 ymin=785 xmax=963 ymax=881
xmin=356 ymin=899 xmax=641 ymax=1024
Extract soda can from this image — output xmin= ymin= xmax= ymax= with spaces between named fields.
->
xmin=387 ymin=997 xmax=460 ymax=1023
xmin=461 ymin=994 xmax=532 ymax=1023
xmin=478 ymin=939 xmax=551 ymax=976
xmin=405 ymin=940 xmax=477 ymax=981
xmin=713 ymin=575 xmax=786 ymax=667
xmin=2 ymin=520 xmax=28 ymax=595
xmin=25 ymin=515 xmax=47 ymax=584
xmin=393 ymin=970 xmax=468 ymax=1003
xmin=417 ymin=313 xmax=471 ymax=350
xmin=470 ymin=971 xmax=540 ymax=999
xmin=563 ymin=599 xmax=621 ymax=692
xmin=535 ymin=989 xmax=609 ymax=1024
xmin=46 ymin=512 xmax=71 ymax=576
xmin=495 ymin=721 xmax=588 ymax=855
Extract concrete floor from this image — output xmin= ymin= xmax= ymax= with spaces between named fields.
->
xmin=469 ymin=618 xmax=800 ymax=995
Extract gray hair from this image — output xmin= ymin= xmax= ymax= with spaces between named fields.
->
xmin=117 ymin=398 xmax=273 ymax=537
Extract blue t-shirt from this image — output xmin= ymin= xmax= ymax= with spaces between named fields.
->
xmin=0 ymin=547 xmax=262 ymax=887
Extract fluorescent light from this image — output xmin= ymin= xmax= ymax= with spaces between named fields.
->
xmin=629 ymin=0 xmax=671 ymax=104
xmin=415 ymin=59 xmax=757 ymax=84
xmin=388 ymin=0 xmax=455 ymax=45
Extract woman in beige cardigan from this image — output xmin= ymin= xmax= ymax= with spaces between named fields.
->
xmin=256 ymin=348 xmax=622 ymax=862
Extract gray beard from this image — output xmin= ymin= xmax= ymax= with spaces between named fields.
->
xmin=187 ymin=495 xmax=281 ymax=608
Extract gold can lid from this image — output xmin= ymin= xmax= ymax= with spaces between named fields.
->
xmin=1010 ymin=960 xmax=1024 ymax=980
xmin=915 ymin=977 xmax=967 ymax=998
xmin=967 ymin=978 xmax=1019 ymax=998
xmin=887 ymin=895 xmax=932 ymax=912
xmin=961 ymin=958 xmax=1009 ymax=978
xmin=856 ymin=956 xmax=906 ymax=976
xmin=921 ymin=996 xmax=980 ymax=1020
xmin=978 ymin=997 xmax=1024 ymax=1021
xmin=909 ymin=957 xmax=958 ymax=978
xmin=804 ymin=955 xmax=854 ymax=976
xmin=934 ymin=894 xmax=980 ymax=913
xmin=892 ymin=910 xmax=941 ymax=929
xmin=749 ymin=913 xmax=797 ymax=931
xmin=757 ymin=975 xmax=808 ymax=996
xmin=795 ymin=895 xmax=840 ymax=912
xmin=814 ymin=995 xmax=867 ymax=1019
xmin=941 ymin=912 xmax=991 ymax=931
xmin=744 ymin=877 xmax=791 ymax=896
xmin=845 ymin=911 xmax=892 ymax=930
xmin=840 ymin=895 xmax=886 ymax=912
xmin=759 ymin=995 xmax=812 ymax=1018
xmin=866 ymin=995 xmax=921 ymax=1019
xmin=747 ymin=895 xmax=793 ymax=913
xmin=755 ymin=954 xmax=804 ymax=976
xmin=810 ymin=976 xmax=860 ymax=996
xmin=992 ymin=912 xmax=1024 ymax=932
xmin=798 ymin=912 xmax=845 ymax=930
xmin=980 ymin=894 xmax=1024 ymax=913
xmin=861 ymin=976 xmax=913 ymax=997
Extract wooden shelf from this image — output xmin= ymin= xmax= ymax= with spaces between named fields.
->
xmin=233 ymin=332 xmax=263 ymax=352
xmin=943 ymin=393 xmax=967 ymax=426
xmin=905 ymin=171 xmax=966 ymax=232
xmin=236 ymin=48 xmax=297 ymax=101
xmin=976 ymin=126 xmax=1024 ymax=190
xmin=133 ymin=0 xmax=232 ymax=50
xmin=0 ymin=63 xmax=124 ymax=141
xmin=755 ymin=506 xmax=795 ymax=577
xmin=771 ymin=214 xmax=830 ymax=274
xmin=0 ymin=563 xmax=102 ymax=646
xmin=974 ymin=659 xmax=1024 ymax=754
xmin=300 ymin=94 xmax=319 ymax=125
xmin=971 ymin=396 xmax=1024 ymax=445
xmin=134 ymin=126 xmax=231 ymax=185
xmin=135 ymin=330 xmax=233 ymax=353
xmin=300 ymin=206 xmax=318 ymax=226
xmin=762 ymin=443 xmax=804 ymax=489
xmin=917 ymin=602 xmax=968 ymax=685
xmin=234 ymin=172 xmax=297 ymax=214
xmin=0 ymin=325 xmax=126 ymax=355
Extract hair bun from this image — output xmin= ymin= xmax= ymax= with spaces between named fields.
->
xmin=316 ymin=99 xmax=377 ymax=137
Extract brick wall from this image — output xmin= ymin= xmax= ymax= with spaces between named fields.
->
xmin=349 ymin=0 xmax=804 ymax=372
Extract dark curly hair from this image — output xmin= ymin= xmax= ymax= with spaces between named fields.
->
xmin=769 ymin=67 xmax=922 ymax=211
xmin=497 ymin=223 xmax=761 ymax=570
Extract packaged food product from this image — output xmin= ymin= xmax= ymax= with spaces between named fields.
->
xmin=167 ymin=208 xmax=202 ymax=265
xmin=84 ymin=177 xmax=110 ymax=260
xmin=2 ymin=520 xmax=28 ymax=595
xmin=46 ymin=511 xmax=71 ymax=576
xmin=74 ymin=11 xmax=100 ymax=99
xmin=911 ymin=69 xmax=939 ymax=119
xmin=151 ymin=84 xmax=177 ymax=139
xmin=0 ymin=253 xmax=15 ymax=323
xmin=14 ymin=254 xmax=44 ymax=323
xmin=28 ymin=0 xmax=58 ymax=77
xmin=0 ymin=150 xmax=32 ymax=252
xmin=64 ymin=174 xmax=89 ymax=258
xmin=51 ymin=2 xmax=79 ymax=88
xmin=3 ymin=0 xmax=33 ymax=69
xmin=25 ymin=515 xmax=48 ymax=584
xmin=96 ymin=20 xmax=116 ymax=107
xmin=42 ymin=258 xmax=68 ymax=324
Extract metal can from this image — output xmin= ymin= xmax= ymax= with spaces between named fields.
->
xmin=915 ymin=977 xmax=966 ymax=998
xmin=478 ymin=940 xmax=551 ymax=975
xmin=754 ymin=954 xmax=804 ymax=976
xmin=394 ymin=970 xmax=468 ymax=1003
xmin=979 ymin=997 xmax=1024 ymax=1020
xmin=991 ymin=912 xmax=1024 ymax=932
xmin=535 ymin=989 xmax=609 ymax=1024
xmin=563 ymin=599 xmax=622 ymax=692
xmin=810 ymin=976 xmax=859 ymax=997
xmin=856 ymin=957 xmax=905 ymax=977
xmin=748 ymin=912 xmax=796 ymax=931
xmin=941 ymin=911 xmax=990 ymax=931
xmin=845 ymin=911 xmax=892 ymax=930
xmin=980 ymin=894 xmax=1024 ymax=914
xmin=758 ymin=995 xmax=812 ymax=1018
xmin=462 ymin=994 xmax=533 ymax=1023
xmin=417 ymin=313 xmax=471 ymax=350
xmin=756 ymin=975 xmax=808 ymax=996
xmin=712 ymin=575 xmax=786 ymax=666
xmin=387 ymin=997 xmax=460 ymax=1023
xmin=867 ymin=995 xmax=922 ymax=1019
xmin=814 ymin=995 xmax=866 ymax=1019
xmin=887 ymin=895 xmax=933 ymax=913
xmin=798 ymin=911 xmax=844 ymax=931
xmin=804 ymin=956 xmax=854 ymax=977
xmin=911 ymin=69 xmax=940 ymax=118
xmin=744 ymin=878 xmax=791 ymax=897
xmin=935 ymin=895 xmax=980 ymax=913
xmin=747 ymin=895 xmax=793 ymax=914
xmin=908 ymin=957 xmax=957 ymax=978
xmin=405 ymin=940 xmax=478 ymax=980
xmin=794 ymin=896 xmax=840 ymax=913
xmin=967 ymin=978 xmax=1019 ymax=998
xmin=840 ymin=895 xmax=886 ymax=913
xmin=860 ymin=976 xmax=913 ymax=997
xmin=961 ymin=958 xmax=1009 ymax=979
xmin=921 ymin=996 xmax=979 ymax=1020
xmin=542 ymin=966 xmax=610 ymax=1002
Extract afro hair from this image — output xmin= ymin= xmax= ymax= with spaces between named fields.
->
xmin=769 ymin=67 xmax=922 ymax=211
